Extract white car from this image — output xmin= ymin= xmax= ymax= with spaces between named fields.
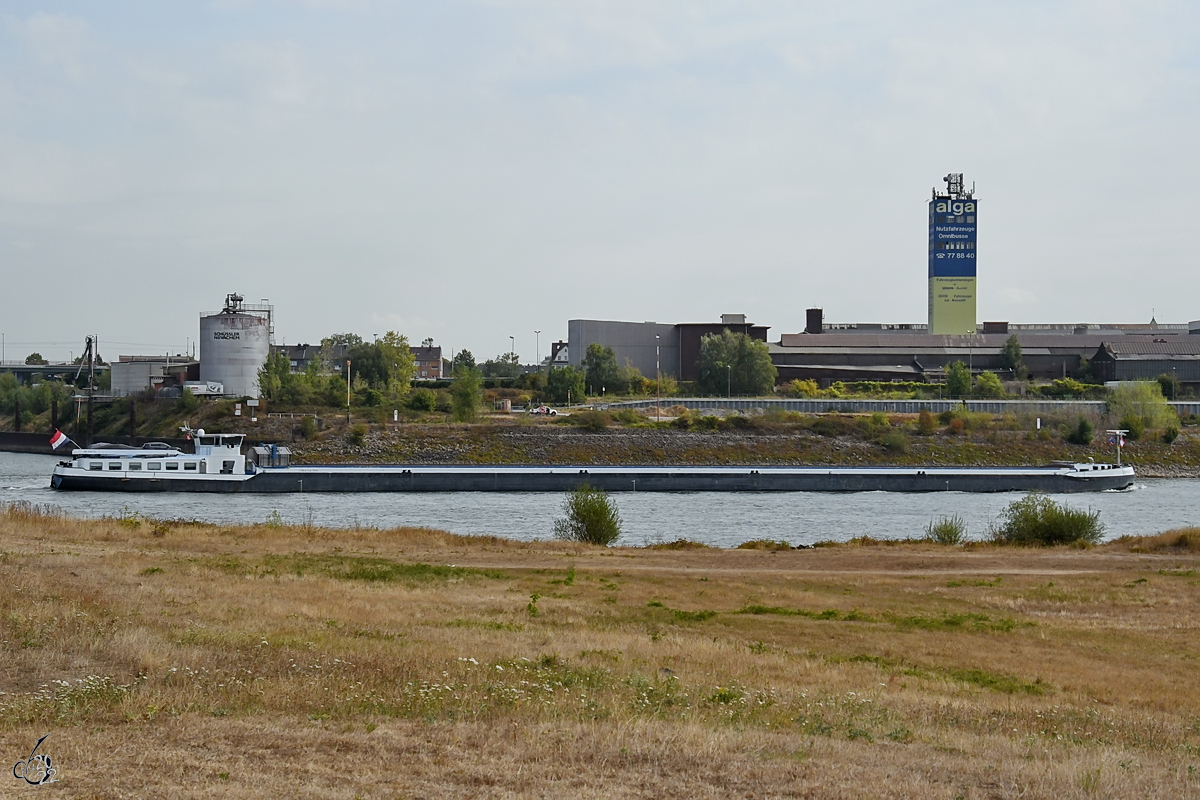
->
xmin=527 ymin=405 xmax=558 ymax=416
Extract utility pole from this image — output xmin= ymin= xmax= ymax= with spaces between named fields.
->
xmin=346 ymin=359 xmax=352 ymax=424
xmin=534 ymin=331 xmax=541 ymax=373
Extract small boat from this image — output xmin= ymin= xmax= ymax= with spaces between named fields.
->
xmin=50 ymin=429 xmax=1136 ymax=494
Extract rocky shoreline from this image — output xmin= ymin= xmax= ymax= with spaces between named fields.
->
xmin=290 ymin=422 xmax=1200 ymax=478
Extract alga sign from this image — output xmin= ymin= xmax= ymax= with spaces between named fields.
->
xmin=927 ymin=192 xmax=978 ymax=334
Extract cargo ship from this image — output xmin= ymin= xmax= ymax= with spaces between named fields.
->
xmin=49 ymin=430 xmax=1136 ymax=494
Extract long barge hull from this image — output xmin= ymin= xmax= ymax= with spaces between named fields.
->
xmin=51 ymin=464 xmax=1136 ymax=493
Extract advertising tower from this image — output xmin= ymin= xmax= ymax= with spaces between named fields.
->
xmin=928 ymin=173 xmax=977 ymax=334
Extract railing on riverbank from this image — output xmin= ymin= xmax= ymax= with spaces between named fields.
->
xmin=598 ymin=397 xmax=1200 ymax=416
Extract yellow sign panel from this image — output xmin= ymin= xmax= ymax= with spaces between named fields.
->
xmin=928 ymin=276 xmax=976 ymax=334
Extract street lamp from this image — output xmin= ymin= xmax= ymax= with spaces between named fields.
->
xmin=655 ymin=334 xmax=661 ymax=422
xmin=346 ymin=359 xmax=352 ymax=423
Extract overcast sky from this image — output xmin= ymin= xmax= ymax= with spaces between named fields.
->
xmin=2 ymin=1 xmax=1197 ymax=363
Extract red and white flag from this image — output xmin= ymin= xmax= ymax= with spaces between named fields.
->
xmin=49 ymin=430 xmax=70 ymax=450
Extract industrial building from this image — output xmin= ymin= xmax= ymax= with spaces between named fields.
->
xmin=772 ymin=311 xmax=1200 ymax=387
xmin=1091 ymin=339 xmax=1200 ymax=391
xmin=110 ymin=356 xmax=198 ymax=397
xmin=928 ymin=173 xmax=978 ymax=335
xmin=199 ymin=294 xmax=272 ymax=398
xmin=568 ymin=315 xmax=768 ymax=382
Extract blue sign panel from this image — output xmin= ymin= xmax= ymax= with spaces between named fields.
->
xmin=928 ymin=198 xmax=978 ymax=278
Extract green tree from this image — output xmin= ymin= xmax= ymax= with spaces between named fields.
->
xmin=583 ymin=343 xmax=621 ymax=395
xmin=697 ymin=330 xmax=777 ymax=396
xmin=480 ymin=352 xmax=521 ymax=378
xmin=546 ymin=366 xmax=586 ymax=405
xmin=999 ymin=334 xmax=1026 ymax=379
xmin=376 ymin=331 xmax=415 ymax=400
xmin=451 ymin=349 xmax=476 ymax=372
xmin=1108 ymin=381 xmax=1175 ymax=432
xmin=450 ymin=365 xmax=482 ymax=422
xmin=973 ymin=371 xmax=1005 ymax=399
xmin=553 ymin=484 xmax=622 ymax=546
xmin=1157 ymin=372 xmax=1181 ymax=401
xmin=945 ymin=361 xmax=971 ymax=398
xmin=24 ymin=352 xmax=47 ymax=365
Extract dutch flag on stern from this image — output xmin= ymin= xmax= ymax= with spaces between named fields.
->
xmin=49 ymin=430 xmax=70 ymax=450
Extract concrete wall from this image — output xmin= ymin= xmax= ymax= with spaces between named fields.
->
xmin=568 ymin=320 xmax=679 ymax=379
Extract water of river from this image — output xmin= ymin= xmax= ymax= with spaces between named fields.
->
xmin=2 ymin=452 xmax=1196 ymax=548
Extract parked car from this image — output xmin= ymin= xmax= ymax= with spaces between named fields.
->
xmin=527 ymin=405 xmax=558 ymax=416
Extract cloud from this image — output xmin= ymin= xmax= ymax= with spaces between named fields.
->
xmin=2 ymin=2 xmax=1199 ymax=360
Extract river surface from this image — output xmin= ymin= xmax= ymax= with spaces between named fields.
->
xmin=2 ymin=452 xmax=1196 ymax=548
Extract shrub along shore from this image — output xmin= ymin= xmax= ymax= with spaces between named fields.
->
xmin=1 ymin=503 xmax=1199 ymax=796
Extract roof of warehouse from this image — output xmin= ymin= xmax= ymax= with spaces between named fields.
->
xmin=776 ymin=333 xmax=1184 ymax=349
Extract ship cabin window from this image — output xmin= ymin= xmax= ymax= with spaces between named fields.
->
xmin=198 ymin=437 xmax=216 ymax=446
xmin=129 ymin=462 xmax=142 ymax=471
xmin=89 ymin=462 xmax=102 ymax=471
xmin=221 ymin=460 xmax=235 ymax=475
xmin=148 ymin=462 xmax=162 ymax=471
xmin=165 ymin=462 xmax=179 ymax=471
xmin=108 ymin=462 xmax=122 ymax=471
xmin=183 ymin=462 xmax=198 ymax=471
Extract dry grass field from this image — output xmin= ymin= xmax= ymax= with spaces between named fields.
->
xmin=2 ymin=504 xmax=1200 ymax=798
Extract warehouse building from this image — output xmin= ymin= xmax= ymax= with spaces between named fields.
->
xmin=568 ymin=315 xmax=768 ymax=382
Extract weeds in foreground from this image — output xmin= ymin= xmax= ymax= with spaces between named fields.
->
xmin=990 ymin=494 xmax=1104 ymax=546
xmin=925 ymin=514 xmax=966 ymax=545
xmin=553 ymin=484 xmax=622 ymax=546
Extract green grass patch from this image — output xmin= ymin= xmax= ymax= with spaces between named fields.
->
xmin=254 ymin=553 xmax=507 ymax=582
xmin=946 ymin=577 xmax=1002 ymax=588
xmin=447 ymin=618 xmax=524 ymax=632
xmin=736 ymin=605 xmax=871 ymax=621
xmin=887 ymin=612 xmax=1019 ymax=633
xmin=846 ymin=654 xmax=1046 ymax=695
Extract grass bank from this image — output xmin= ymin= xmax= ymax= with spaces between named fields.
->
xmin=2 ymin=505 xmax=1199 ymax=796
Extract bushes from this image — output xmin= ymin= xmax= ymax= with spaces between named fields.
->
xmin=407 ymin=388 xmax=437 ymax=412
xmin=925 ymin=515 xmax=966 ymax=545
xmin=553 ymin=484 xmax=622 ymax=546
xmin=299 ymin=415 xmax=318 ymax=440
xmin=1065 ymin=416 xmax=1093 ymax=445
xmin=1119 ymin=413 xmax=1146 ymax=441
xmin=879 ymin=430 xmax=908 ymax=453
xmin=990 ymin=494 xmax=1104 ymax=546
xmin=571 ymin=410 xmax=612 ymax=431
xmin=916 ymin=409 xmax=937 ymax=435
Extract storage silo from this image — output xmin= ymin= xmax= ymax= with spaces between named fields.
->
xmin=199 ymin=293 xmax=271 ymax=398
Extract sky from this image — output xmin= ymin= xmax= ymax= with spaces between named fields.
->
xmin=2 ymin=1 xmax=1198 ymax=364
